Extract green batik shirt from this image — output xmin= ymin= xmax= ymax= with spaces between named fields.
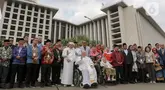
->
xmin=0 ymin=46 xmax=12 ymax=67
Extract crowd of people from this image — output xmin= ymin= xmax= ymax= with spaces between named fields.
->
xmin=0 ymin=36 xmax=165 ymax=89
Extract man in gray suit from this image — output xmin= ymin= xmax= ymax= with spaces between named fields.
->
xmin=80 ymin=41 xmax=90 ymax=57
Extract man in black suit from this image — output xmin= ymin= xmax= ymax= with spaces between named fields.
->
xmin=122 ymin=43 xmax=134 ymax=83
xmin=155 ymin=43 xmax=160 ymax=52
xmin=51 ymin=40 xmax=63 ymax=85
xmin=158 ymin=44 xmax=165 ymax=66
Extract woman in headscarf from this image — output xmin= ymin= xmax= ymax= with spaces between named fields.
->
xmin=103 ymin=47 xmax=112 ymax=63
xmin=152 ymin=48 xmax=164 ymax=82
xmin=90 ymin=46 xmax=101 ymax=79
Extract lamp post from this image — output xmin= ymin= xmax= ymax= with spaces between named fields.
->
xmin=84 ymin=16 xmax=96 ymax=41
xmin=84 ymin=16 xmax=94 ymax=23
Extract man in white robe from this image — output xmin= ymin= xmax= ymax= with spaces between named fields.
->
xmin=62 ymin=42 xmax=76 ymax=86
xmin=75 ymin=51 xmax=97 ymax=89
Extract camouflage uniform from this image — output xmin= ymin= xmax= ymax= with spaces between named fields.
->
xmin=0 ymin=46 xmax=12 ymax=85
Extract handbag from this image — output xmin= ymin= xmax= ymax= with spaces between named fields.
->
xmin=155 ymin=65 xmax=162 ymax=71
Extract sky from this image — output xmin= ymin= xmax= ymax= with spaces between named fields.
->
xmin=40 ymin=0 xmax=165 ymax=30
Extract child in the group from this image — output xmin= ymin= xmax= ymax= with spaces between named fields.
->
xmin=100 ymin=57 xmax=116 ymax=81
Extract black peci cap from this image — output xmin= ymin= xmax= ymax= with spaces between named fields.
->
xmin=45 ymin=39 xmax=51 ymax=44
xmin=56 ymin=39 xmax=61 ymax=42
xmin=18 ymin=38 xmax=24 ymax=41
xmin=4 ymin=39 xmax=10 ymax=42
xmin=74 ymin=41 xmax=78 ymax=44
xmin=113 ymin=44 xmax=118 ymax=48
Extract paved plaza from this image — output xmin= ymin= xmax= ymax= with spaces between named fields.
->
xmin=10 ymin=83 xmax=165 ymax=90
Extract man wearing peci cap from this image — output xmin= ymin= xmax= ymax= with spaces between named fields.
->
xmin=41 ymin=39 xmax=54 ymax=87
xmin=51 ymin=39 xmax=63 ymax=85
xmin=0 ymin=40 xmax=12 ymax=88
xmin=25 ymin=38 xmax=41 ymax=88
xmin=111 ymin=45 xmax=124 ymax=84
xmin=6 ymin=38 xmax=15 ymax=84
xmin=9 ymin=38 xmax=27 ymax=88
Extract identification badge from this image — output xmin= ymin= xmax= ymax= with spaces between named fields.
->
xmin=33 ymin=53 xmax=36 ymax=57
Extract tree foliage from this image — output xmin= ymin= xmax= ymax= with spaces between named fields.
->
xmin=61 ymin=35 xmax=101 ymax=46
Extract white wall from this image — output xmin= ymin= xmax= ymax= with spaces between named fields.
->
xmin=123 ymin=6 xmax=140 ymax=45
xmin=139 ymin=13 xmax=165 ymax=46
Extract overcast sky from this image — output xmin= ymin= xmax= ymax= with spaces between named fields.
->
xmin=40 ymin=0 xmax=165 ymax=30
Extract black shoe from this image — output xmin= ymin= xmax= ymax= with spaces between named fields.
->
xmin=0 ymin=83 xmax=6 ymax=89
xmin=18 ymin=83 xmax=24 ymax=88
xmin=31 ymin=84 xmax=36 ymax=88
xmin=130 ymin=81 xmax=135 ymax=84
xmin=46 ymin=83 xmax=52 ymax=87
xmin=83 ymin=84 xmax=90 ymax=89
xmin=40 ymin=83 xmax=45 ymax=88
xmin=91 ymin=83 xmax=98 ymax=88
xmin=25 ymin=84 xmax=31 ymax=88
xmin=51 ymin=82 xmax=55 ymax=85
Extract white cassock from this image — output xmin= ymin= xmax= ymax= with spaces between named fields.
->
xmin=62 ymin=47 xmax=76 ymax=85
xmin=75 ymin=47 xmax=82 ymax=56
xmin=75 ymin=47 xmax=82 ymax=62
xmin=75 ymin=56 xmax=97 ymax=86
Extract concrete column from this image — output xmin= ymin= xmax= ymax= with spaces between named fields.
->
xmin=118 ymin=6 xmax=125 ymax=43
xmin=101 ymin=19 xmax=105 ymax=45
xmin=89 ymin=23 xmax=92 ymax=40
xmin=14 ymin=3 xmax=21 ymax=44
xmin=80 ymin=26 xmax=82 ymax=35
xmin=58 ymin=22 xmax=61 ymax=39
xmin=97 ymin=20 xmax=101 ymax=43
xmin=69 ymin=25 xmax=72 ymax=38
xmin=65 ymin=24 xmax=68 ymax=39
xmin=42 ymin=9 xmax=47 ymax=43
xmin=75 ymin=27 xmax=77 ymax=36
xmin=76 ymin=27 xmax=79 ymax=36
xmin=107 ymin=10 xmax=113 ymax=49
xmin=83 ymin=25 xmax=85 ymax=35
xmin=72 ymin=26 xmax=75 ymax=37
xmin=86 ymin=24 xmax=89 ymax=37
xmin=29 ymin=7 xmax=35 ymax=43
xmin=6 ymin=2 xmax=15 ymax=39
xmin=0 ymin=1 xmax=7 ymax=37
xmin=93 ymin=21 xmax=96 ymax=41
xmin=22 ymin=5 xmax=28 ymax=38
xmin=105 ymin=18 xmax=110 ymax=47
xmin=136 ymin=12 xmax=144 ymax=46
xmin=54 ymin=21 xmax=57 ymax=42
xmin=48 ymin=11 xmax=52 ymax=39
xmin=88 ymin=24 xmax=90 ymax=38
xmin=36 ymin=8 xmax=41 ymax=37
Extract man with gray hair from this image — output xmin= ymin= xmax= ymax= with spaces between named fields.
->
xmin=80 ymin=41 xmax=90 ymax=56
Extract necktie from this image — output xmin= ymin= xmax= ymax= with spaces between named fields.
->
xmin=84 ymin=46 xmax=86 ymax=51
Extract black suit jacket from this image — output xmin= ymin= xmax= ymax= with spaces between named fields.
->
xmin=158 ymin=49 xmax=165 ymax=65
xmin=122 ymin=50 xmax=133 ymax=65
xmin=52 ymin=48 xmax=63 ymax=65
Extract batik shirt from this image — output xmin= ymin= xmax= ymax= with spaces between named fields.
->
xmin=0 ymin=46 xmax=12 ymax=67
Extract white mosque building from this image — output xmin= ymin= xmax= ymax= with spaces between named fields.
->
xmin=0 ymin=0 xmax=165 ymax=48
